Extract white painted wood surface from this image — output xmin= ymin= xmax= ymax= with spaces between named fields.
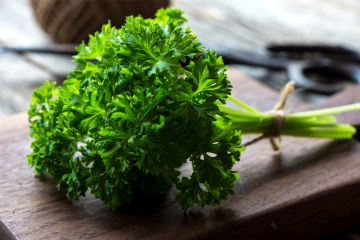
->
xmin=172 ymin=0 xmax=360 ymax=52
xmin=1 ymin=0 xmax=360 ymax=111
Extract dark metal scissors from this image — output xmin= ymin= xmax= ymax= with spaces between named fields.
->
xmin=3 ymin=43 xmax=359 ymax=95
xmin=0 ymin=44 xmax=77 ymax=55
xmin=219 ymin=45 xmax=360 ymax=95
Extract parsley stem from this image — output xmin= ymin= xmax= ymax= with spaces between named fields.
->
xmin=286 ymin=103 xmax=360 ymax=119
xmin=228 ymin=95 xmax=262 ymax=113
xmin=219 ymin=106 xmax=270 ymax=119
xmin=220 ymin=97 xmax=360 ymax=141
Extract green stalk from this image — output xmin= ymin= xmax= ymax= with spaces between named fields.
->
xmin=219 ymin=106 xmax=271 ymax=119
xmin=220 ymin=96 xmax=360 ymax=143
xmin=228 ymin=95 xmax=262 ymax=113
xmin=286 ymin=103 xmax=360 ymax=119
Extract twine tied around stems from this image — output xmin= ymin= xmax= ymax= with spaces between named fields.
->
xmin=242 ymin=81 xmax=295 ymax=151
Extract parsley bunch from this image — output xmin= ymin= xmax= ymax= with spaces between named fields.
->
xmin=28 ymin=8 xmax=244 ymax=211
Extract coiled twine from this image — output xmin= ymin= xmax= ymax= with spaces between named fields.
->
xmin=30 ymin=0 xmax=170 ymax=43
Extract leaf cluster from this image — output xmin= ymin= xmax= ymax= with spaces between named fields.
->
xmin=28 ymin=8 xmax=244 ymax=210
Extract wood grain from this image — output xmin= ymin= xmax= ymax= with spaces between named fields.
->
xmin=0 ymin=52 xmax=54 ymax=117
xmin=0 ymin=0 xmax=77 ymax=117
xmin=171 ymin=0 xmax=360 ymax=53
xmin=0 ymin=68 xmax=360 ymax=240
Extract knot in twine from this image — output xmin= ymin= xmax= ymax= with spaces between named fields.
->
xmin=243 ymin=81 xmax=295 ymax=151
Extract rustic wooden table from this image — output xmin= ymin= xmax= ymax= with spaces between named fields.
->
xmin=1 ymin=68 xmax=360 ymax=240
xmin=1 ymin=0 xmax=360 ymax=239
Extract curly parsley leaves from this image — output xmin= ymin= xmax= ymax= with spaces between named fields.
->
xmin=28 ymin=8 xmax=244 ymax=211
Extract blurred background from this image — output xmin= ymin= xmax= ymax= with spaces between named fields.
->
xmin=2 ymin=0 xmax=360 ymax=116
xmin=1 ymin=0 xmax=360 ymax=239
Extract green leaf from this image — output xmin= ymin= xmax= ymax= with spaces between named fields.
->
xmin=27 ymin=8 xmax=243 ymax=211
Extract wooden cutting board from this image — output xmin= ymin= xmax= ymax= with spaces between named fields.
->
xmin=1 ymin=68 xmax=360 ymax=240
